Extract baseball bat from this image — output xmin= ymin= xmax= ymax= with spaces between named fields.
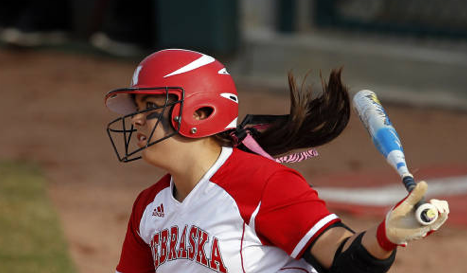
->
xmin=352 ymin=90 xmax=438 ymax=225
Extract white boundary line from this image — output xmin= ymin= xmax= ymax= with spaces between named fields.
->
xmin=315 ymin=175 xmax=467 ymax=206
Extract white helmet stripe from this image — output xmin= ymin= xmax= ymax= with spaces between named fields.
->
xmin=220 ymin=93 xmax=238 ymax=103
xmin=225 ymin=118 xmax=238 ymax=129
xmin=218 ymin=68 xmax=229 ymax=75
xmin=164 ymin=54 xmax=215 ymax=78
xmin=131 ymin=65 xmax=143 ymax=86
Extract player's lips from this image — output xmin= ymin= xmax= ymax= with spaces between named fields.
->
xmin=137 ymin=133 xmax=148 ymax=147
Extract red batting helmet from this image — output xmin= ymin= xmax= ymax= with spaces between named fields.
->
xmin=105 ymin=49 xmax=239 ymax=162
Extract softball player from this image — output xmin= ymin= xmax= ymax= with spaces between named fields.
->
xmin=104 ymin=49 xmax=449 ymax=273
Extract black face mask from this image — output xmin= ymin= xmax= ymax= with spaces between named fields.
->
xmin=106 ymin=89 xmax=184 ymax=163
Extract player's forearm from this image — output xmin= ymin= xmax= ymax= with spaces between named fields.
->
xmin=318 ymin=229 xmax=396 ymax=273
xmin=360 ymin=226 xmax=394 ymax=260
xmin=308 ymin=225 xmax=395 ymax=272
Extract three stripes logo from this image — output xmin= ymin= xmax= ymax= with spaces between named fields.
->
xmin=152 ymin=203 xmax=165 ymax=217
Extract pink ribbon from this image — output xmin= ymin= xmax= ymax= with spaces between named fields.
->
xmin=240 ymin=132 xmax=318 ymax=164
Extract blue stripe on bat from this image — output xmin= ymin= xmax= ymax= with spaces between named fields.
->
xmin=372 ymin=127 xmax=403 ymax=157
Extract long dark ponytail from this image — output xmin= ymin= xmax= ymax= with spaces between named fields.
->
xmin=219 ymin=68 xmax=350 ymax=157
xmin=256 ymin=68 xmax=350 ymax=156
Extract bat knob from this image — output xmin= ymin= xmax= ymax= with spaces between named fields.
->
xmin=415 ymin=203 xmax=438 ymax=225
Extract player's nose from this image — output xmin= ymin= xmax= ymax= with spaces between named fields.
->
xmin=131 ymin=112 xmax=145 ymax=126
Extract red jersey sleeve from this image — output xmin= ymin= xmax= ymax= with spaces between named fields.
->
xmin=116 ymin=192 xmax=155 ymax=273
xmin=254 ymin=169 xmax=340 ymax=259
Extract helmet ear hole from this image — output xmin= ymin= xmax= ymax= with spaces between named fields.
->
xmin=194 ymin=107 xmax=214 ymax=121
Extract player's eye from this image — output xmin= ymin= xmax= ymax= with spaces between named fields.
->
xmin=133 ymin=101 xmax=140 ymax=112
xmin=144 ymin=102 xmax=158 ymax=110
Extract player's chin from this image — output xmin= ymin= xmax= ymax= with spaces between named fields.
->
xmin=141 ymin=150 xmax=164 ymax=167
xmin=141 ymin=149 xmax=152 ymax=163
xmin=141 ymin=145 xmax=158 ymax=160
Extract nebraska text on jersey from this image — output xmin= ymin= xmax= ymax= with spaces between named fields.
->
xmin=150 ymin=225 xmax=227 ymax=272
xmin=116 ymin=147 xmax=340 ymax=273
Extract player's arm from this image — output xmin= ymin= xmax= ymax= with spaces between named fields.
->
xmin=256 ymin=170 xmax=394 ymax=272
xmin=116 ymin=191 xmax=156 ymax=273
xmin=305 ymin=182 xmax=449 ymax=273
xmin=307 ymin=225 xmax=395 ymax=272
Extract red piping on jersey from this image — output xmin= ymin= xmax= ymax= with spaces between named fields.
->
xmin=279 ymin=267 xmax=310 ymax=273
xmin=240 ymin=222 xmax=247 ymax=273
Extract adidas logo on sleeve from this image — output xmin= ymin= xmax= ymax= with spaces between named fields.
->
xmin=152 ymin=203 xmax=165 ymax=218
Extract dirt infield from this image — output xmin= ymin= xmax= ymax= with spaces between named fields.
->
xmin=1 ymin=48 xmax=467 ymax=273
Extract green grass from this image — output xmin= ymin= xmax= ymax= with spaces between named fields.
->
xmin=0 ymin=161 xmax=76 ymax=273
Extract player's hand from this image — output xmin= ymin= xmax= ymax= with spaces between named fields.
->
xmin=376 ymin=181 xmax=449 ymax=251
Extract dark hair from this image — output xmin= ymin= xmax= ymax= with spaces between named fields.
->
xmin=216 ymin=68 xmax=350 ymax=156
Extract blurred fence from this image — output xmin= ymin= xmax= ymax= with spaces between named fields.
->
xmin=314 ymin=0 xmax=467 ymax=40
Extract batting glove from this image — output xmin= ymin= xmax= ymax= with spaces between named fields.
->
xmin=376 ymin=181 xmax=449 ymax=251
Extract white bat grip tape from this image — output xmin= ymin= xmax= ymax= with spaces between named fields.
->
xmin=415 ymin=203 xmax=438 ymax=225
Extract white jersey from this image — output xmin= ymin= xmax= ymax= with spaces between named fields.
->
xmin=116 ymin=147 xmax=340 ymax=273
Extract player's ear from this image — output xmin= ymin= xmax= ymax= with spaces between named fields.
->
xmin=194 ymin=107 xmax=213 ymax=121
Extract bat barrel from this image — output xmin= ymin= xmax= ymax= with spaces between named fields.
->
xmin=353 ymin=90 xmax=410 ymax=175
xmin=353 ymin=90 xmax=438 ymax=225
